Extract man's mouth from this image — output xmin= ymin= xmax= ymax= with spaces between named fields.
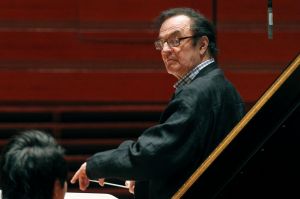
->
xmin=167 ymin=58 xmax=176 ymax=63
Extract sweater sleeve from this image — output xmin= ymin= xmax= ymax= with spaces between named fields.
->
xmin=86 ymin=96 xmax=209 ymax=181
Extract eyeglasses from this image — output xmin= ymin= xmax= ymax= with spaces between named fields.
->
xmin=154 ymin=35 xmax=198 ymax=51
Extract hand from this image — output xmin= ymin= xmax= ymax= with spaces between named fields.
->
xmin=70 ymin=162 xmax=90 ymax=191
xmin=97 ymin=178 xmax=105 ymax=187
xmin=125 ymin=180 xmax=135 ymax=194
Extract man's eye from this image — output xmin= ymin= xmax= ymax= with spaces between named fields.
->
xmin=168 ymin=39 xmax=176 ymax=44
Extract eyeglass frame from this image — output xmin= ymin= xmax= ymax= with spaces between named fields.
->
xmin=154 ymin=34 xmax=202 ymax=51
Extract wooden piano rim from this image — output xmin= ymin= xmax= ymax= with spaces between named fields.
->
xmin=172 ymin=53 xmax=300 ymax=199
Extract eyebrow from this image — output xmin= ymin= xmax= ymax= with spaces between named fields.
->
xmin=158 ymin=30 xmax=182 ymax=40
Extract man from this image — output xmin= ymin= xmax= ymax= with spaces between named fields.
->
xmin=71 ymin=7 xmax=245 ymax=199
xmin=0 ymin=130 xmax=68 ymax=199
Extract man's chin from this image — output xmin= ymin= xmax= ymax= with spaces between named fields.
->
xmin=166 ymin=65 xmax=179 ymax=77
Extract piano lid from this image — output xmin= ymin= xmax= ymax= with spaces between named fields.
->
xmin=172 ymin=53 xmax=300 ymax=199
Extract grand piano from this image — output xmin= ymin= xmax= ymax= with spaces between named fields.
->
xmin=172 ymin=53 xmax=300 ymax=199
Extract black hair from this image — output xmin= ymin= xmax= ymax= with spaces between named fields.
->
xmin=0 ymin=130 xmax=67 ymax=199
xmin=155 ymin=7 xmax=217 ymax=58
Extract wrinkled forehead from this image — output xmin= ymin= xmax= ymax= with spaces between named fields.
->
xmin=158 ymin=15 xmax=192 ymax=38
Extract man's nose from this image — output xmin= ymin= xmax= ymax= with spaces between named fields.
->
xmin=162 ymin=42 xmax=172 ymax=51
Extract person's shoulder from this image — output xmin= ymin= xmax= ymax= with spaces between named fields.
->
xmin=175 ymin=78 xmax=214 ymax=107
xmin=188 ymin=68 xmax=225 ymax=91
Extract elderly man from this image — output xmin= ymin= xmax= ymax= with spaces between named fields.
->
xmin=71 ymin=7 xmax=245 ymax=199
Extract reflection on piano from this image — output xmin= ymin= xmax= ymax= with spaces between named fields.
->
xmin=173 ymin=53 xmax=300 ymax=199
xmin=0 ymin=191 xmax=118 ymax=199
xmin=64 ymin=192 xmax=118 ymax=199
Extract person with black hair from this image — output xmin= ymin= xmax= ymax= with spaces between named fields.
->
xmin=0 ymin=130 xmax=68 ymax=199
xmin=71 ymin=7 xmax=245 ymax=199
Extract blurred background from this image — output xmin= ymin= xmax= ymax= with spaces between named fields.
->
xmin=0 ymin=0 xmax=299 ymax=198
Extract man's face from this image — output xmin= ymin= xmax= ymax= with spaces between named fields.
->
xmin=158 ymin=15 xmax=202 ymax=79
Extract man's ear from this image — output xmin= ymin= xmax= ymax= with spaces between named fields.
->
xmin=53 ymin=180 xmax=66 ymax=199
xmin=199 ymin=36 xmax=209 ymax=56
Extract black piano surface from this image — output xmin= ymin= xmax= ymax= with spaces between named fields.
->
xmin=174 ymin=53 xmax=300 ymax=199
